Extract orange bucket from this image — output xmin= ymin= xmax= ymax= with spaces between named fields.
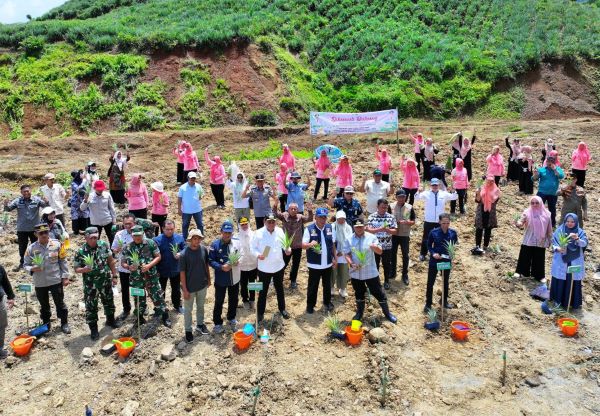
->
xmin=114 ymin=337 xmax=136 ymax=358
xmin=233 ymin=331 xmax=253 ymax=351
xmin=344 ymin=326 xmax=363 ymax=346
xmin=557 ymin=318 xmax=578 ymax=337
xmin=10 ymin=335 xmax=35 ymax=356
xmin=451 ymin=321 xmax=471 ymax=341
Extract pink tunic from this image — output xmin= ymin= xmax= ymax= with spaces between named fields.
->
xmin=401 ymin=160 xmax=420 ymax=189
xmin=314 ymin=156 xmax=331 ymax=179
xmin=334 ymin=163 xmax=353 ymax=188
xmin=412 ymin=135 xmax=423 ymax=154
xmin=126 ymin=175 xmax=149 ymax=210
xmin=204 ymin=149 xmax=226 ymax=184
xmin=183 ymin=149 xmax=199 ymax=171
xmin=173 ymin=143 xmax=185 ymax=163
xmin=275 ymin=171 xmax=290 ymax=194
xmin=571 ymin=145 xmax=591 ymax=170
xmin=151 ymin=191 xmax=170 ymax=215
xmin=486 ymin=154 xmax=505 ymax=177
xmin=451 ymin=167 xmax=469 ymax=190
xmin=279 ymin=149 xmax=296 ymax=171
xmin=376 ymin=151 xmax=392 ymax=174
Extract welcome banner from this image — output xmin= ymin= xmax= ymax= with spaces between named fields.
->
xmin=309 ymin=109 xmax=398 ymax=135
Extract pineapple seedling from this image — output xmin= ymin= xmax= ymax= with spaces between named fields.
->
xmin=311 ymin=243 xmax=322 ymax=254
xmin=111 ymin=143 xmax=119 ymax=152
xmin=197 ymin=186 xmax=204 ymax=199
xmin=170 ymin=243 xmax=180 ymax=257
xmin=124 ymin=143 xmax=129 ymax=152
xmin=324 ymin=314 xmax=344 ymax=336
xmin=227 ymin=250 xmax=242 ymax=266
xmin=382 ymin=220 xmax=389 ymax=229
xmin=556 ymin=232 xmax=571 ymax=248
xmin=32 ymin=253 xmax=44 ymax=268
xmin=129 ymin=252 xmax=141 ymax=268
xmin=426 ymin=308 xmax=438 ymax=324
xmin=444 ymin=240 xmax=457 ymax=260
xmin=82 ymin=254 xmax=95 ymax=269
xmin=352 ymin=247 xmax=369 ymax=268
xmin=1 ymin=212 xmax=9 ymax=226
xmin=84 ymin=183 xmax=91 ymax=195
xmin=278 ymin=231 xmax=295 ymax=250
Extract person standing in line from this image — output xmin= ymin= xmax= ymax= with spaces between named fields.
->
xmin=173 ymin=140 xmax=187 ymax=184
xmin=40 ymin=172 xmax=67 ymax=226
xmin=313 ymin=149 xmax=332 ymax=200
xmin=415 ymin=178 xmax=458 ymax=261
xmin=0 ymin=264 xmax=15 ymax=359
xmin=302 ymin=207 xmax=336 ymax=314
xmin=226 ymin=171 xmax=250 ymax=225
xmin=111 ymin=214 xmax=135 ymax=321
xmin=279 ymin=143 xmax=296 ymax=171
xmin=557 ymin=173 xmax=588 ymax=227
xmin=453 ymin=132 xmax=476 ymax=181
xmin=472 ymin=176 xmax=500 ymax=255
xmin=236 ymin=218 xmax=258 ymax=309
xmin=177 ymin=172 xmax=204 ymax=239
xmin=328 ymin=185 xmax=364 ymax=226
xmin=275 ymin=163 xmax=290 ymax=212
xmin=399 ymin=155 xmax=420 ymax=205
xmin=409 ymin=132 xmax=424 ymax=173
xmin=69 ymin=170 xmax=90 ymax=236
xmin=375 ymin=144 xmax=393 ymax=182
xmin=360 ymin=169 xmax=392 ymax=218
xmin=420 ymin=138 xmax=439 ymax=181
xmin=108 ymin=150 xmax=130 ymax=205
xmin=179 ymin=229 xmax=210 ymax=342
xmin=366 ymin=199 xmax=397 ymax=290
xmin=450 ymin=158 xmax=469 ymax=215
xmin=505 ymin=137 xmax=521 ymax=182
xmin=251 ymin=214 xmax=291 ymax=323
xmin=485 ymin=145 xmax=505 ymax=186
xmin=150 ymin=181 xmax=169 ymax=236
xmin=517 ymin=146 xmax=534 ymax=195
xmin=242 ymin=173 xmax=277 ymax=229
xmin=332 ymin=155 xmax=353 ymax=197
xmin=285 ymin=172 xmax=311 ymax=213
xmin=182 ymin=142 xmax=200 ymax=178
xmin=125 ymin=174 xmax=149 ymax=219
xmin=204 ymin=147 xmax=227 ymax=209
xmin=533 ymin=155 xmax=564 ymax=228
xmin=80 ymin=180 xmax=116 ymax=245
xmin=391 ymin=189 xmax=416 ymax=286
xmin=4 ymin=184 xmax=47 ymax=271
xmin=541 ymin=138 xmax=555 ymax=164
xmin=154 ymin=220 xmax=185 ymax=314
xmin=331 ymin=210 xmax=352 ymax=297
xmin=571 ymin=142 xmax=591 ymax=187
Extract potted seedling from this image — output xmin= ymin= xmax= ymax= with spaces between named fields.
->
xmin=31 ymin=253 xmax=44 ymax=270
xmin=424 ymin=308 xmax=440 ymax=331
xmin=325 ymin=314 xmax=345 ymax=340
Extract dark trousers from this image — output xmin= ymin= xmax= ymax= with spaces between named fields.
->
xmin=177 ymin=162 xmax=184 ymax=183
xmin=210 ymin=183 xmax=225 ymax=207
xmin=119 ymin=272 xmax=131 ymax=312
xmin=257 ymin=268 xmax=285 ymax=317
xmin=278 ymin=194 xmax=287 ymax=212
xmin=402 ymin=187 xmax=417 ymax=205
xmin=152 ymin=213 xmax=167 ymax=236
xmin=425 ymin=264 xmax=450 ymax=308
xmin=475 ymin=228 xmax=492 ymax=248
xmin=537 ymin=192 xmax=558 ymax=227
xmin=35 ymin=283 xmax=68 ymax=325
xmin=110 ymin=189 xmax=126 ymax=204
xmin=129 ymin=208 xmax=147 ymax=219
xmin=450 ymin=189 xmax=467 ymax=214
xmin=213 ymin=283 xmax=239 ymax=325
xmin=307 ymin=267 xmax=332 ymax=309
xmin=159 ymin=273 xmax=181 ymax=309
xmin=415 ymin=153 xmax=423 ymax=173
xmin=71 ymin=217 xmax=90 ymax=235
xmin=374 ymin=249 xmax=394 ymax=282
xmin=255 ymin=217 xmax=265 ymax=230
xmin=516 ymin=245 xmax=546 ymax=280
xmin=240 ymin=269 xmax=258 ymax=302
xmin=423 ymin=161 xmax=433 ymax=180
xmin=91 ymin=223 xmax=115 ymax=245
xmin=572 ymin=168 xmax=586 ymax=188
xmin=391 ymin=235 xmax=410 ymax=278
xmin=336 ymin=188 xmax=344 ymax=198
xmin=17 ymin=231 xmax=36 ymax=266
xmin=420 ymin=222 xmax=438 ymax=256
xmin=494 ymin=176 xmax=501 ymax=186
xmin=283 ymin=248 xmax=302 ymax=283
xmin=314 ymin=178 xmax=330 ymax=200
xmin=351 ymin=277 xmax=388 ymax=305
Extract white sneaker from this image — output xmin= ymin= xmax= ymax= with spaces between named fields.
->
xmin=513 ymin=273 xmax=521 ymax=278
xmin=339 ymin=288 xmax=348 ymax=298
xmin=540 ymin=278 xmax=547 ymax=284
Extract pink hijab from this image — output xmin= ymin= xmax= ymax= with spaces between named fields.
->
xmin=572 ymin=142 xmax=591 ymax=168
xmin=334 ymin=157 xmax=353 ymax=187
xmin=279 ymin=144 xmax=295 ymax=170
xmin=376 ymin=148 xmax=392 ymax=174
xmin=479 ymin=175 xmax=500 ymax=212
xmin=546 ymin=149 xmax=561 ymax=167
xmin=314 ymin=150 xmax=331 ymax=171
xmin=401 ymin=158 xmax=420 ymax=189
xmin=524 ymin=196 xmax=551 ymax=240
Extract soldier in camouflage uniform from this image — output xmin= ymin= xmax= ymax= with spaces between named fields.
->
xmin=112 ymin=216 xmax=155 ymax=239
xmin=74 ymin=227 xmax=120 ymax=340
xmin=121 ymin=225 xmax=172 ymax=328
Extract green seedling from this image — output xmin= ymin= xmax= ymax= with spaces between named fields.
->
xmin=556 ymin=232 xmax=570 ymax=248
xmin=278 ymin=231 xmax=295 ymax=250
xmin=311 ymin=243 xmax=322 ymax=254
xmin=444 ymin=240 xmax=457 ymax=260
xmin=324 ymin=314 xmax=343 ymax=334
xmin=82 ymin=254 xmax=94 ymax=268
xmin=129 ymin=252 xmax=141 ymax=267
xmin=426 ymin=308 xmax=438 ymax=324
xmin=352 ymin=247 xmax=369 ymax=268
xmin=227 ymin=250 xmax=242 ymax=266
xmin=32 ymin=253 xmax=44 ymax=268
xmin=170 ymin=243 xmax=179 ymax=257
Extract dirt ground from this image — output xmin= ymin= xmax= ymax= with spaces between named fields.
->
xmin=0 ymin=118 xmax=599 ymax=415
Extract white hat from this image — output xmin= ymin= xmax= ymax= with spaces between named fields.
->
xmin=41 ymin=207 xmax=55 ymax=215
xmin=43 ymin=173 xmax=55 ymax=180
xmin=188 ymin=172 xmax=198 ymax=179
xmin=335 ymin=210 xmax=346 ymax=219
xmin=150 ymin=181 xmax=164 ymax=192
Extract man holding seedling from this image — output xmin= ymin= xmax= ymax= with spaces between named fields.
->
xmin=366 ymin=199 xmax=397 ymax=290
xmin=302 ymin=207 xmax=336 ymax=314
xmin=360 ymin=169 xmax=392 ymax=217
xmin=424 ymin=213 xmax=458 ymax=313
xmin=415 ymin=178 xmax=457 ymax=261
xmin=236 ymin=217 xmax=258 ymax=309
xmin=154 ymin=220 xmax=185 ymax=314
xmin=24 ymin=223 xmax=71 ymax=334
xmin=242 ymin=173 xmax=277 ymax=229
xmin=344 ymin=220 xmax=397 ymax=323
xmin=4 ymin=184 xmax=48 ymax=271
xmin=178 ymin=172 xmax=204 ymax=240
xmin=74 ymin=227 xmax=120 ymax=340
xmin=285 ymin=172 xmax=311 ymax=213
xmin=112 ymin=214 xmax=136 ymax=321
xmin=391 ymin=189 xmax=416 ymax=286
xmin=328 ymin=185 xmax=364 ymax=226
xmin=209 ymin=221 xmax=241 ymax=333
xmin=121 ymin=225 xmax=172 ymax=328
xmin=274 ymin=201 xmax=313 ymax=289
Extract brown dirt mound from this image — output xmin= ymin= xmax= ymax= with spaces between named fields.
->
xmin=21 ymin=103 xmax=64 ymax=137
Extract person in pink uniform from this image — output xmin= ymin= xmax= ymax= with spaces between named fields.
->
xmin=486 ymin=146 xmax=505 ymax=185
xmin=275 ymin=163 xmax=291 ymax=211
xmin=182 ymin=143 xmax=199 ymax=178
xmin=173 ymin=141 xmax=187 ymax=184
xmin=279 ymin=144 xmax=296 ymax=171
xmin=450 ymin=158 xmax=469 ymax=215
xmin=399 ymin=155 xmax=420 ymax=205
xmin=544 ymin=149 xmax=561 ymax=168
xmin=150 ymin=181 xmax=170 ymax=235
xmin=125 ymin=174 xmax=149 ymax=219
xmin=333 ymin=155 xmax=354 ymax=197
xmin=204 ymin=147 xmax=227 ymax=209
xmin=375 ymin=144 xmax=393 ymax=182
xmin=410 ymin=132 xmax=424 ymax=173
xmin=571 ymin=141 xmax=591 ymax=187
xmin=313 ymin=150 xmax=332 ymax=200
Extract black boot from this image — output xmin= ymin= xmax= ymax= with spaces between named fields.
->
xmin=380 ymin=301 xmax=397 ymax=324
xmin=105 ymin=314 xmax=121 ymax=329
xmin=89 ymin=323 xmax=99 ymax=341
xmin=162 ymin=312 xmax=172 ymax=328
xmin=352 ymin=300 xmax=365 ymax=321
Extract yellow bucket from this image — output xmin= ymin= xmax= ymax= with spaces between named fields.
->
xmin=351 ymin=320 xmax=362 ymax=332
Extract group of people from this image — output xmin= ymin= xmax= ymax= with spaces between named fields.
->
xmin=0 ymin=134 xmax=594 ymax=358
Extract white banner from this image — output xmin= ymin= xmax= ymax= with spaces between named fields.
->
xmin=309 ymin=109 xmax=398 ymax=136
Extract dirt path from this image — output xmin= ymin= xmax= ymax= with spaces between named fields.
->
xmin=0 ymin=118 xmax=599 ymax=415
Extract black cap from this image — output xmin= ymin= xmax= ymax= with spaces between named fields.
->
xmin=255 ymin=173 xmax=265 ymax=180
xmin=395 ymin=189 xmax=407 ymax=197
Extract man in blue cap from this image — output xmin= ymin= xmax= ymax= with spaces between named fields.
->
xmin=208 ymin=221 xmax=240 ymax=333
xmin=285 ymin=172 xmax=311 ymax=213
xmin=302 ymin=207 xmax=336 ymax=313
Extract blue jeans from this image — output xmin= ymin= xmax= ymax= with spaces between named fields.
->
xmin=182 ymin=211 xmax=204 ymax=239
xmin=537 ymin=192 xmax=557 ymax=228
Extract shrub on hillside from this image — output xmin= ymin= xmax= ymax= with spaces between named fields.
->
xmin=20 ymin=36 xmax=46 ymax=58
xmin=134 ymin=81 xmax=167 ymax=108
xmin=123 ymin=105 xmax=165 ymax=130
xmin=249 ymin=109 xmax=277 ymax=126
xmin=179 ymin=87 xmax=207 ymax=123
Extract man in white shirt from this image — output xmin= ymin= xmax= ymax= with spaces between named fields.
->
xmin=251 ymin=214 xmax=291 ymax=322
xmin=360 ymin=169 xmax=392 ymax=216
xmin=111 ymin=213 xmax=135 ymax=321
xmin=302 ymin=207 xmax=336 ymax=314
xmin=414 ymin=178 xmax=458 ymax=261
xmin=40 ymin=173 xmax=67 ymax=226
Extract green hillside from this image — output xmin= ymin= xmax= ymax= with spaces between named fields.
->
xmin=0 ymin=0 xmax=599 ymax=138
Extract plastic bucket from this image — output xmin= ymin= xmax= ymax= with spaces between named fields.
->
xmin=451 ymin=321 xmax=471 ymax=341
xmin=233 ymin=331 xmax=253 ymax=351
xmin=114 ymin=337 xmax=136 ymax=358
xmin=557 ymin=318 xmax=578 ymax=337
xmin=10 ymin=335 xmax=35 ymax=356
xmin=345 ymin=326 xmax=363 ymax=346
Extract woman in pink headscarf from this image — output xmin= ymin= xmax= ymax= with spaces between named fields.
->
xmin=204 ymin=147 xmax=227 ymax=209
xmin=571 ymin=142 xmax=591 ymax=187
xmin=125 ymin=174 xmax=149 ymax=219
xmin=182 ymin=142 xmax=199 ymax=178
xmin=275 ymin=162 xmax=290 ymax=211
xmin=517 ymin=145 xmax=534 ymax=195
xmin=485 ymin=145 xmax=505 ymax=185
xmin=279 ymin=143 xmax=296 ymax=171
xmin=333 ymin=155 xmax=354 ymax=197
xmin=514 ymin=195 xmax=553 ymax=282
xmin=313 ymin=150 xmax=331 ymax=200
xmin=375 ymin=144 xmax=393 ymax=182
xmin=544 ymin=149 xmax=561 ymax=167
xmin=399 ymin=155 xmax=420 ymax=204
xmin=450 ymin=158 xmax=469 ymax=215
xmin=472 ymin=176 xmax=500 ymax=254
xmin=173 ymin=140 xmax=187 ymax=184
xmin=410 ymin=132 xmax=424 ymax=173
